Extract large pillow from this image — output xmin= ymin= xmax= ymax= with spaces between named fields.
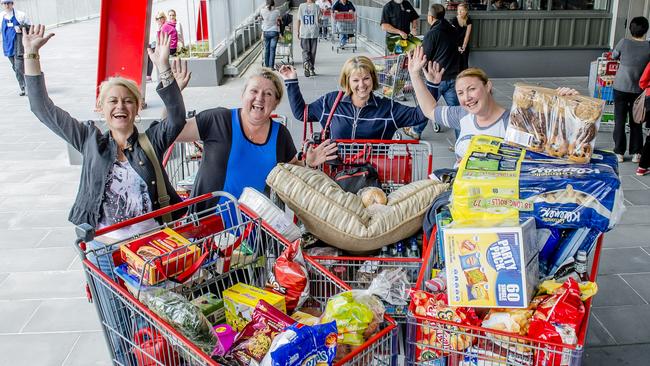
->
xmin=266 ymin=164 xmax=449 ymax=253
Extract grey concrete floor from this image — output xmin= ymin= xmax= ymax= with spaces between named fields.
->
xmin=0 ymin=13 xmax=648 ymax=366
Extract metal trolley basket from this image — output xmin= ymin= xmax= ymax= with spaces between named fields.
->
xmin=591 ymin=56 xmax=618 ymax=133
xmin=78 ymin=193 xmax=399 ymax=366
xmin=331 ymin=12 xmax=357 ymax=53
xmin=404 ymin=226 xmax=606 ymax=366
xmin=307 ymin=139 xmax=434 ymax=324
xmin=371 ymin=53 xmax=413 ymax=102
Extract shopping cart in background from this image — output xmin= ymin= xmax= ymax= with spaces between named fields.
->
xmin=162 ymin=114 xmax=288 ymax=198
xmin=319 ymin=8 xmax=332 ymax=40
xmin=371 ymin=53 xmax=411 ymax=102
xmin=405 ymin=226 xmax=607 ymax=366
xmin=331 ymin=12 xmax=357 ymax=53
xmin=275 ymin=27 xmax=294 ymax=65
xmin=592 ymin=56 xmax=618 ymax=132
xmin=77 ymin=192 xmax=399 ymax=366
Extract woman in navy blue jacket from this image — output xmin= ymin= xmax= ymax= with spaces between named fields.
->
xmin=278 ymin=55 xmax=440 ymax=140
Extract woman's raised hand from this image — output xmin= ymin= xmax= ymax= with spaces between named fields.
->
xmin=305 ymin=139 xmax=338 ymax=168
xmin=407 ymin=46 xmax=428 ymax=75
xmin=148 ymin=32 xmax=171 ymax=71
xmin=277 ymin=64 xmax=298 ymax=80
xmin=172 ymin=58 xmax=191 ymax=91
xmin=22 ymin=24 xmax=54 ymax=53
xmin=423 ymin=60 xmax=445 ymax=85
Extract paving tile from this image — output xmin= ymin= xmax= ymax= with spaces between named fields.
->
xmin=620 ymin=190 xmax=650 ymax=206
xmin=0 ymin=170 xmax=35 ymax=183
xmin=34 ymin=141 xmax=69 ymax=152
xmin=598 ymin=247 xmax=650 ymax=275
xmin=0 ymin=228 xmax=50 ymax=249
xmin=618 ymin=206 xmax=650 ymax=225
xmin=22 ymin=298 xmax=102 ymax=333
xmin=0 ymin=182 xmax=56 ymax=196
xmin=621 ymin=273 xmax=650 ymax=303
xmin=62 ymin=331 xmax=111 ymax=366
xmin=0 ymin=332 xmax=80 ymax=366
xmin=0 ymin=150 xmax=68 ymax=161
xmin=0 ymin=212 xmax=22 ymax=230
xmin=585 ymin=313 xmax=617 ymax=347
xmin=0 ymin=270 xmax=85 ymax=300
xmin=603 ymin=225 xmax=650 ymax=248
xmin=619 ymin=175 xmax=648 ymax=190
xmin=591 ymin=275 xmax=646 ymax=307
xmin=583 ymin=344 xmax=650 ymax=366
xmin=592 ymin=305 xmax=650 ymax=344
xmin=37 ymin=227 xmax=78 ymax=248
xmin=0 ymin=247 xmax=78 ymax=272
xmin=0 ymin=300 xmax=41 ymax=333
xmin=0 ymin=195 xmax=75 ymax=212
xmin=0 ymin=273 xmax=7 ymax=286
xmin=9 ymin=210 xmax=72 ymax=229
xmin=0 ymin=143 xmax=41 ymax=152
xmin=25 ymin=169 xmax=81 ymax=183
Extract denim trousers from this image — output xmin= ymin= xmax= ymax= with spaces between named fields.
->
xmin=264 ymin=31 xmax=279 ymax=68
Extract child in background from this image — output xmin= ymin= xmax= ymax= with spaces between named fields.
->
xmin=298 ymin=0 xmax=320 ymax=77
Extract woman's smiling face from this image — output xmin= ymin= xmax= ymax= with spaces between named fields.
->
xmin=349 ymin=69 xmax=373 ymax=100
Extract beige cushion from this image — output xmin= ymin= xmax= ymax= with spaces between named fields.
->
xmin=266 ymin=164 xmax=448 ymax=253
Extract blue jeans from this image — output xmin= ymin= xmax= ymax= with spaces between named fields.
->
xmin=340 ymin=33 xmax=348 ymax=46
xmin=414 ymin=79 xmax=460 ymax=135
xmin=264 ymin=31 xmax=279 ymax=68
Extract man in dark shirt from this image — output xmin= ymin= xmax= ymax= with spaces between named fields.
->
xmin=380 ymin=0 xmax=419 ymax=52
xmin=405 ymin=3 xmax=461 ymax=139
xmin=332 ymin=0 xmax=355 ymax=47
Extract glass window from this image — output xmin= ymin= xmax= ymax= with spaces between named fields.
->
xmin=445 ymin=0 xmax=609 ymax=11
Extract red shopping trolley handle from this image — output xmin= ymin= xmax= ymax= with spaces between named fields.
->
xmin=93 ymin=192 xmax=225 ymax=237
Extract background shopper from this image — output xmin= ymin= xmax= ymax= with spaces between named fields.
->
xmin=611 ymin=16 xmax=650 ymax=163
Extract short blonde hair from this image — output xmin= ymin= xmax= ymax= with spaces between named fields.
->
xmin=244 ymin=68 xmax=284 ymax=101
xmin=456 ymin=67 xmax=490 ymax=85
xmin=97 ymin=77 xmax=142 ymax=111
xmin=155 ymin=11 xmax=167 ymax=20
xmin=339 ymin=56 xmax=379 ymax=96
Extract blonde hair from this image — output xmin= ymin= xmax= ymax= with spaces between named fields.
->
xmin=456 ymin=3 xmax=469 ymax=27
xmin=457 ymin=67 xmax=489 ymax=85
xmin=156 ymin=11 xmax=167 ymax=20
xmin=97 ymin=77 xmax=142 ymax=111
xmin=339 ymin=56 xmax=379 ymax=96
xmin=244 ymin=68 xmax=284 ymax=101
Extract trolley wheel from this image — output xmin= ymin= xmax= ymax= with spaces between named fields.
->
xmin=331 ymin=46 xmax=334 ymax=51
xmin=433 ymin=123 xmax=441 ymax=133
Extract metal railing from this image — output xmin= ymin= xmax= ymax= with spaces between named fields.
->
xmin=8 ymin=0 xmax=100 ymax=27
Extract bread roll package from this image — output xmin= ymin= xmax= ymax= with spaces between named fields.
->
xmin=505 ymin=84 xmax=604 ymax=163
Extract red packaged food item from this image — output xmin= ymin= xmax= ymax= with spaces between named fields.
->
xmin=528 ymin=278 xmax=585 ymax=366
xmin=266 ymin=239 xmax=309 ymax=312
xmin=409 ymin=290 xmax=480 ymax=362
xmin=229 ymin=300 xmax=295 ymax=365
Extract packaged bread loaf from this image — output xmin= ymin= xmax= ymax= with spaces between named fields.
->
xmin=505 ymin=84 xmax=604 ymax=163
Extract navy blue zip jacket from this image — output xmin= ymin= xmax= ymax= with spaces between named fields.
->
xmin=285 ymin=78 xmax=439 ymax=140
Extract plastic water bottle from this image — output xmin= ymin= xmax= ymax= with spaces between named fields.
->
xmin=575 ymin=250 xmax=589 ymax=282
xmin=407 ymin=237 xmax=420 ymax=258
xmin=396 ymin=242 xmax=405 ymax=258
xmin=389 ymin=244 xmax=398 ymax=257
xmin=380 ymin=245 xmax=390 ymax=258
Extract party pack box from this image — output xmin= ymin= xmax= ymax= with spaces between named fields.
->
xmin=223 ymin=283 xmax=286 ymax=332
xmin=444 ymin=218 xmax=538 ymax=308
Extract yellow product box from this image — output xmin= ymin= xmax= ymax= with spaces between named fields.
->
xmin=450 ymin=135 xmax=530 ymax=227
xmin=444 ymin=218 xmax=539 ymax=308
xmin=223 ymin=283 xmax=286 ymax=331
xmin=119 ymin=227 xmax=200 ymax=286
xmin=291 ymin=311 xmax=320 ymax=326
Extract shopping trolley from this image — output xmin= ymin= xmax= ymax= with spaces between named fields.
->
xmin=319 ymin=8 xmax=332 ymax=40
xmin=162 ymin=114 xmax=289 ymax=197
xmin=404 ymin=226 xmax=606 ymax=366
xmin=371 ymin=53 xmax=412 ymax=101
xmin=331 ymin=12 xmax=357 ymax=53
xmin=78 ymin=192 xmax=399 ymax=366
xmin=592 ymin=56 xmax=618 ymax=133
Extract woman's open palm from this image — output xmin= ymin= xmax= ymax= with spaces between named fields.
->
xmin=22 ymin=24 xmax=54 ymax=52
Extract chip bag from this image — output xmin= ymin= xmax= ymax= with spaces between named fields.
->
xmin=260 ymin=321 xmax=338 ymax=366
xmin=229 ymin=300 xmax=295 ymax=366
xmin=266 ymin=239 xmax=309 ymax=313
xmin=527 ymin=278 xmax=585 ymax=366
xmin=409 ymin=290 xmax=480 ymax=361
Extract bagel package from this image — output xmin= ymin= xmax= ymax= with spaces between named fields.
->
xmin=505 ymin=84 xmax=604 ymax=164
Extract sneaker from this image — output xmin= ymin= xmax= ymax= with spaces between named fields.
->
xmin=18 ymin=90 xmax=25 ymax=96
xmin=402 ymin=127 xmax=421 ymax=140
xmin=303 ymin=62 xmax=311 ymax=77
xmin=616 ymin=154 xmax=624 ymax=163
xmin=636 ymin=167 xmax=649 ymax=176
xmin=632 ymin=154 xmax=641 ymax=163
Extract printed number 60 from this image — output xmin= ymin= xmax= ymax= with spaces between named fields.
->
xmin=506 ymin=284 xmax=520 ymax=302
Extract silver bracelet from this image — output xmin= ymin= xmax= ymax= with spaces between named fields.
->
xmin=159 ymin=68 xmax=174 ymax=87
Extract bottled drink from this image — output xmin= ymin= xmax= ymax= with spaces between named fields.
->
xmin=380 ymin=245 xmax=389 ymax=258
xmin=396 ymin=242 xmax=405 ymax=258
xmin=389 ymin=244 xmax=398 ymax=257
xmin=575 ymin=250 xmax=589 ymax=282
xmin=407 ymin=238 xmax=420 ymax=258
